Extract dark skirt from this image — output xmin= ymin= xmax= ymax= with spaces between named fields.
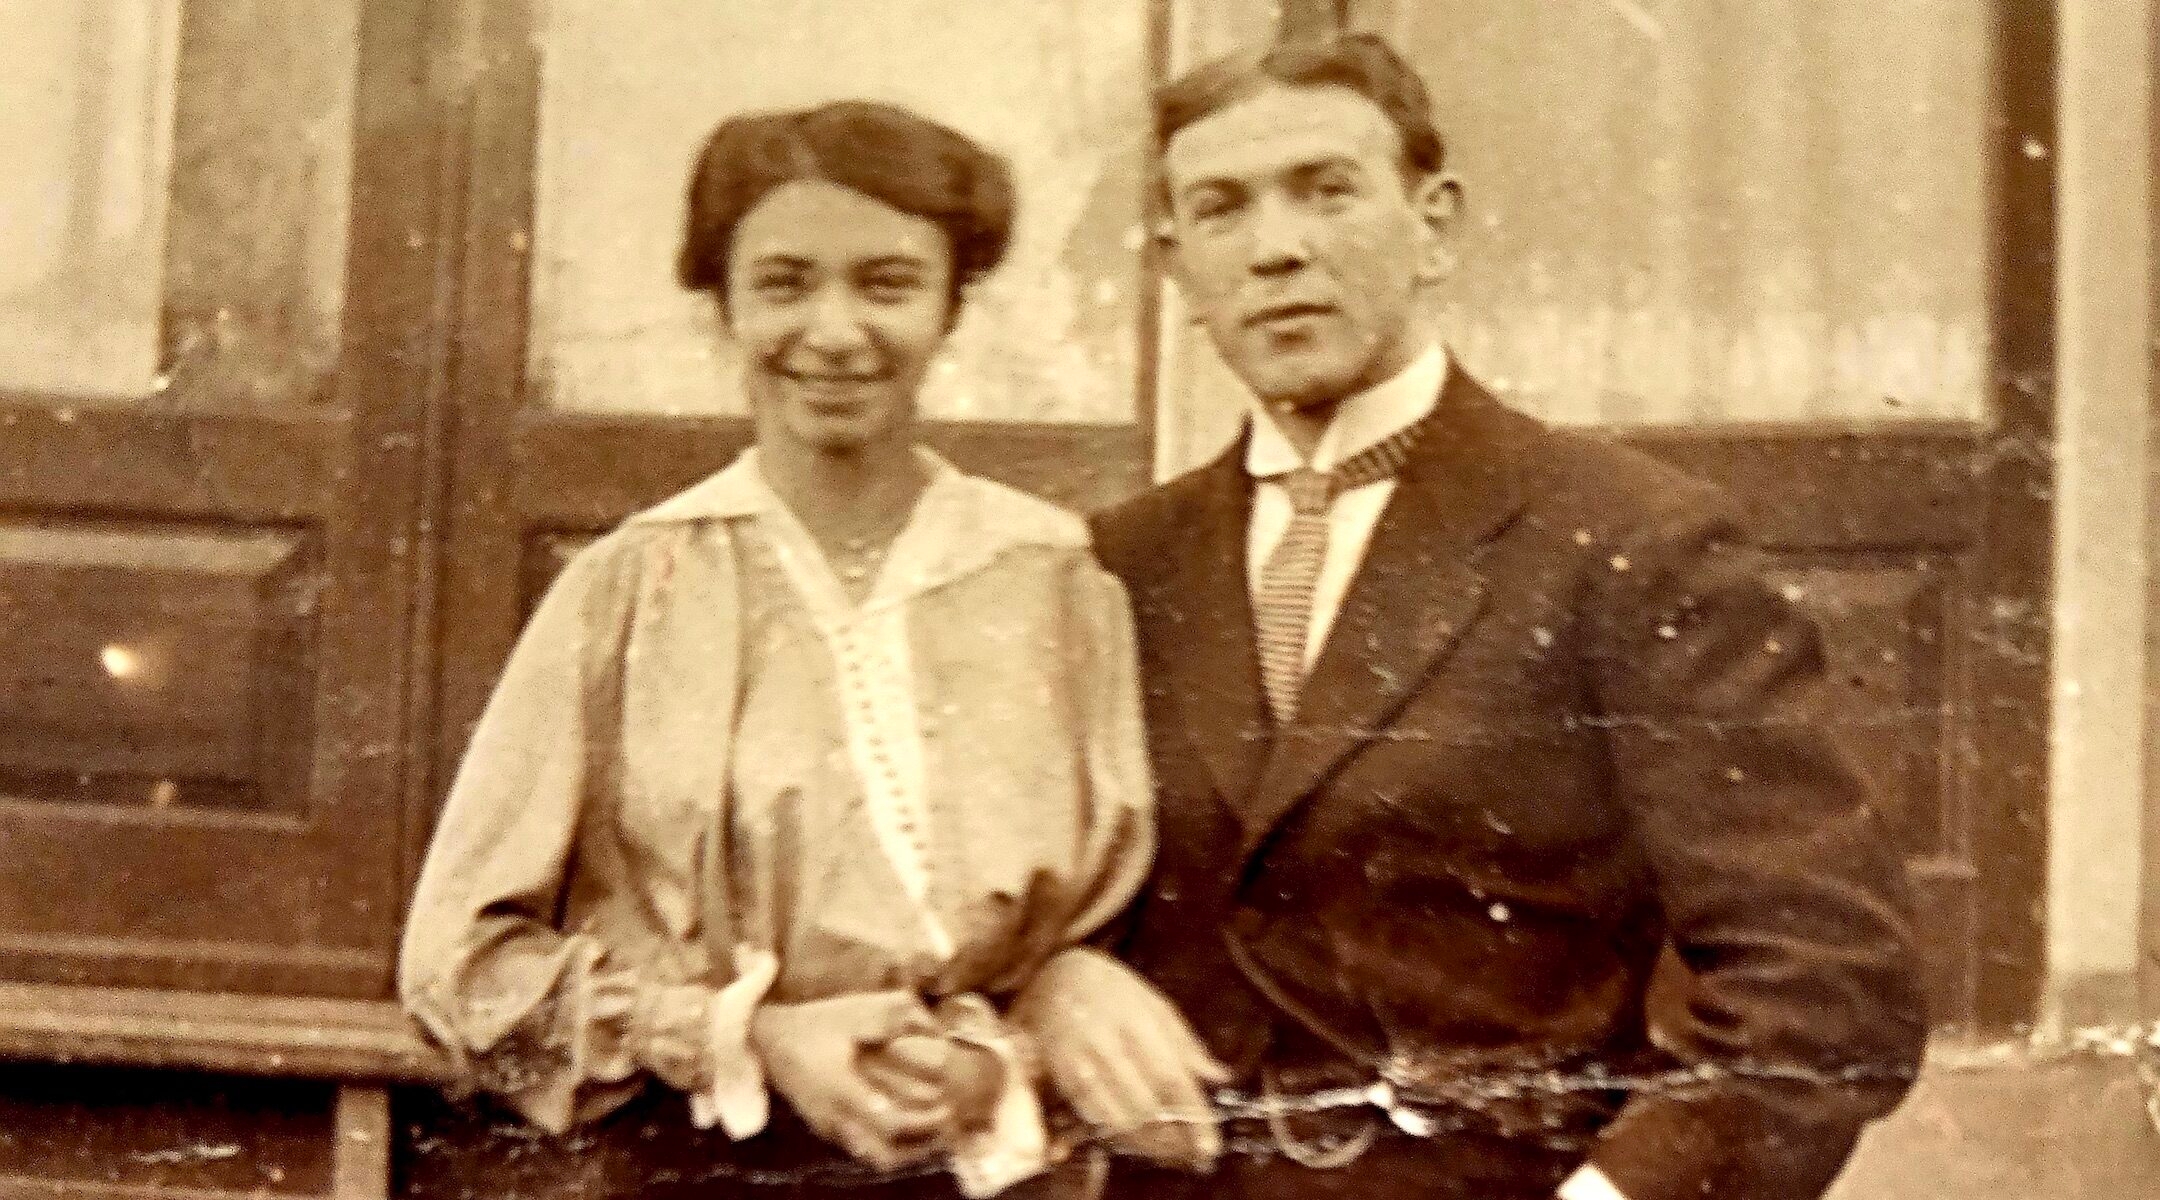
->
xmin=400 ymin=1085 xmax=1102 ymax=1200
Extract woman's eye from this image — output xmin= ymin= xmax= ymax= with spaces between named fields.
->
xmin=752 ymin=277 xmax=806 ymax=301
xmin=860 ymin=276 xmax=924 ymax=303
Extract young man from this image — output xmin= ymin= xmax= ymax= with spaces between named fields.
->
xmin=1021 ymin=33 xmax=1927 ymax=1200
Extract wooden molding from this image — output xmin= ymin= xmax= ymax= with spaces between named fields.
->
xmin=0 ymin=983 xmax=445 ymax=1084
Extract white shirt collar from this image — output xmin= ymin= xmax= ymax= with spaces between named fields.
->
xmin=1245 ymin=343 xmax=1448 ymax=478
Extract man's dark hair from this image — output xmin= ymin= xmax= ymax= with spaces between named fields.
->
xmin=677 ymin=100 xmax=1015 ymax=314
xmin=1154 ymin=33 xmax=1445 ymax=177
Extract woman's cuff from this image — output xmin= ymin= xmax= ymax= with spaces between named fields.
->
xmin=1558 ymin=1165 xmax=1631 ymax=1200
xmin=939 ymin=994 xmax=1049 ymax=1198
xmin=688 ymin=946 xmax=780 ymax=1139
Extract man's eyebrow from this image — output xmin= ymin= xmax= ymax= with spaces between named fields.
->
xmin=1176 ymin=177 xmax=1243 ymax=202
xmin=1286 ymin=154 xmax=1367 ymax=178
xmin=1177 ymin=154 xmax=1368 ymax=197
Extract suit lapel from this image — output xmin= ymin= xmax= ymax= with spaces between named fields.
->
xmin=1236 ymin=371 xmax=1531 ymax=862
xmin=1152 ymin=441 xmax=1274 ymax=813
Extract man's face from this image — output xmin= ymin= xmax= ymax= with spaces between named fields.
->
xmin=725 ymin=179 xmax=953 ymax=454
xmin=1162 ymin=83 xmax=1455 ymax=412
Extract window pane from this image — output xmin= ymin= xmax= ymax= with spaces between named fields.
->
xmin=160 ymin=0 xmax=357 ymax=405
xmin=0 ymin=2 xmax=180 ymax=398
xmin=0 ymin=2 xmax=356 ymax=405
xmin=1155 ymin=0 xmax=1995 ymax=468
xmin=530 ymin=0 xmax=1150 ymax=423
xmin=1390 ymin=0 xmax=1992 ymax=425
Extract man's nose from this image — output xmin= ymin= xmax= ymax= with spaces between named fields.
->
xmin=1245 ymin=194 xmax=1313 ymax=277
xmin=799 ymin=285 xmax=872 ymax=354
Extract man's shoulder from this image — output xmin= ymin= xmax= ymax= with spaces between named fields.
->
xmin=1476 ymin=399 xmax=1734 ymax=542
xmin=1087 ymin=458 xmax=1230 ymax=580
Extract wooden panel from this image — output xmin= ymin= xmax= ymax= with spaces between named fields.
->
xmin=0 ymin=1064 xmax=335 ymax=1198
xmin=1624 ymin=425 xmax=1980 ymax=549
xmin=510 ymin=416 xmax=1152 ymax=531
xmin=1631 ymin=427 xmax=1990 ymax=1027
xmin=0 ymin=522 xmax=316 ymax=813
xmin=0 ymin=406 xmax=341 ymax=523
xmin=520 ymin=534 xmax=589 ymax=621
xmin=0 ymin=926 xmax=381 ymax=1000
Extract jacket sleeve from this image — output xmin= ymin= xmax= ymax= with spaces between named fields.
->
xmin=1581 ymin=493 xmax=1928 ymax=1200
xmin=397 ymin=537 xmax=774 ymax=1134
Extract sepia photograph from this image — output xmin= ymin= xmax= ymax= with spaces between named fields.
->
xmin=0 ymin=1 xmax=2155 ymax=1197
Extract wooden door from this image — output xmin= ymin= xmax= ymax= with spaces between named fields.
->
xmin=0 ymin=1 xmax=452 ymax=1001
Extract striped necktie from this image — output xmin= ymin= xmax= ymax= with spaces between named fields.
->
xmin=1253 ymin=423 xmax=1424 ymax=724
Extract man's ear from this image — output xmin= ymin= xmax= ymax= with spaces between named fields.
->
xmin=1152 ymin=218 xmax=1197 ymax=303
xmin=1413 ymin=173 xmax=1464 ymax=285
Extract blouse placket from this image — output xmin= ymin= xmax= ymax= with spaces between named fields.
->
xmin=749 ymin=489 xmax=960 ymax=965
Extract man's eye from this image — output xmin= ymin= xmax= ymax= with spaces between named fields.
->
xmin=1186 ymin=192 xmax=1241 ymax=222
xmin=1311 ymin=176 xmax=1359 ymax=202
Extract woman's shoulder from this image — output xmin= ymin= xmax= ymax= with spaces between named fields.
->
xmin=531 ymin=518 xmax=713 ymax=620
xmin=949 ymin=472 xmax=1091 ymax=554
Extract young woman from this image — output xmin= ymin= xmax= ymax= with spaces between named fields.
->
xmin=400 ymin=101 xmax=1183 ymax=1199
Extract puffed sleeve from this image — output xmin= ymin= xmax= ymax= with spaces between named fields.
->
xmin=397 ymin=534 xmax=776 ymax=1134
xmin=1051 ymin=556 xmax=1157 ymax=943
xmin=940 ymin=553 xmax=1158 ymax=1196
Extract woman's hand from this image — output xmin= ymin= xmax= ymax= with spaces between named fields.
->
xmin=749 ymin=992 xmax=951 ymax=1172
xmin=861 ymin=1034 xmax=1007 ymax=1137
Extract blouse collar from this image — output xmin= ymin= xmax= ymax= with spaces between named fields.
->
xmin=626 ymin=445 xmax=1086 ymax=617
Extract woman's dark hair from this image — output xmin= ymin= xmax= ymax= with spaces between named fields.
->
xmin=1155 ymin=33 xmax=1445 ymax=179
xmin=677 ymin=100 xmax=1015 ymax=314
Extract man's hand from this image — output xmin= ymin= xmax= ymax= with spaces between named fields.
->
xmin=749 ymin=992 xmax=950 ymax=1172
xmin=1007 ymin=948 xmax=1231 ymax=1171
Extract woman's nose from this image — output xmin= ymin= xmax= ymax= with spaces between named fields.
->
xmin=799 ymin=285 xmax=872 ymax=353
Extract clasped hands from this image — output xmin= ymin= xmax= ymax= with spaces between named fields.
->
xmin=750 ymin=991 xmax=1007 ymax=1173
xmin=749 ymin=950 xmax=1227 ymax=1176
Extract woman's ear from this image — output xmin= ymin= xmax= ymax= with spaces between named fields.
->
xmin=705 ymin=287 xmax=736 ymax=338
xmin=1413 ymin=173 xmax=1464 ymax=286
xmin=940 ymin=282 xmax=967 ymax=336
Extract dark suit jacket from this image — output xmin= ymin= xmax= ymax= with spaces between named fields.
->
xmin=1088 ymin=368 xmax=1927 ymax=1200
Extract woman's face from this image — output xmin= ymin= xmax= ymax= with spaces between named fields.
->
xmin=725 ymin=179 xmax=955 ymax=455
